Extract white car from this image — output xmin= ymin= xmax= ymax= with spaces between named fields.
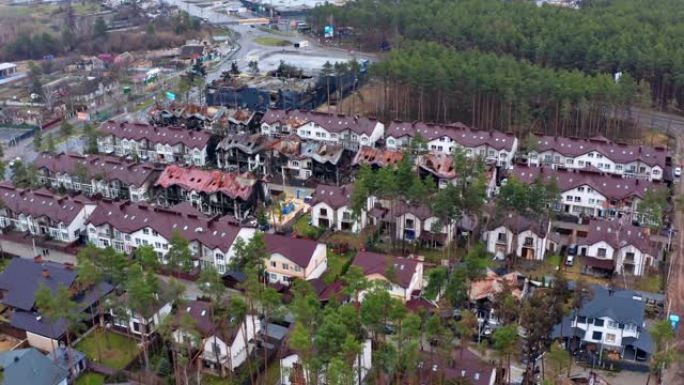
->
xmin=675 ymin=167 xmax=682 ymax=178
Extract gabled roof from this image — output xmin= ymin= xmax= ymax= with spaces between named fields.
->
xmin=264 ymin=234 xmax=321 ymax=268
xmin=216 ymin=133 xmax=272 ymax=154
xmin=418 ymin=152 xmax=457 ymax=180
xmin=413 ymin=349 xmax=495 ymax=385
xmin=579 ymin=285 xmax=646 ymax=326
xmin=469 ymin=270 xmax=524 ymax=302
xmin=577 ymin=219 xmax=653 ymax=255
xmin=392 ymin=200 xmax=434 ymax=220
xmin=387 ymin=121 xmax=516 ymax=151
xmin=0 ymin=183 xmax=92 ymax=225
xmin=0 ymin=348 xmax=68 ymax=385
xmin=156 ymin=165 xmax=257 ymax=200
xmin=351 ymin=251 xmax=421 ymax=289
xmin=87 ymin=201 xmax=243 ymax=252
xmin=352 ymin=146 xmax=403 ymax=168
xmin=34 ymin=152 xmax=162 ymax=187
xmin=262 ymin=109 xmax=380 ymax=136
xmin=174 ymin=300 xmax=244 ymax=343
xmin=511 ymin=165 xmax=659 ymax=201
xmin=99 ymin=121 xmax=212 ymax=149
xmin=0 ymin=258 xmax=77 ymax=311
xmin=311 ymin=183 xmax=353 ymax=209
xmin=298 ymin=142 xmax=345 ymax=165
xmin=531 ymin=134 xmax=668 ymax=168
xmin=487 ymin=213 xmax=549 ymax=238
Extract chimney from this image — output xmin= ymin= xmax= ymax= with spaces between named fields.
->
xmin=42 ymin=269 xmax=50 ymax=278
xmin=34 ymin=255 xmax=43 ymax=263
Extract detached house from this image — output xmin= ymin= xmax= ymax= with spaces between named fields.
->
xmin=34 ymin=152 xmax=162 ymax=202
xmin=483 ymin=214 xmax=554 ymax=260
xmin=155 ymin=165 xmax=263 ymax=219
xmin=525 ymin=134 xmax=670 ymax=181
xmin=0 ymin=183 xmax=95 ymax=243
xmin=576 ymin=220 xmax=655 ymax=277
xmin=111 ymin=281 xmax=172 ymax=338
xmin=310 ymin=183 xmax=365 ymax=232
xmin=510 ymin=166 xmax=662 ymax=220
xmin=417 ymin=152 xmax=498 ymax=195
xmin=98 ymin=121 xmax=214 ymax=166
xmin=264 ymin=234 xmax=327 ymax=285
xmin=280 ymin=339 xmax=372 ymax=385
xmin=368 ymin=198 xmax=455 ymax=247
xmin=385 ymin=121 xmax=518 ymax=168
xmin=261 ymin=109 xmax=385 ymax=150
xmin=216 ymin=133 xmax=272 ymax=175
xmin=552 ymin=285 xmax=653 ymax=365
xmin=269 ymin=137 xmax=351 ymax=185
xmin=351 ymin=251 xmax=423 ymax=303
xmin=87 ymin=200 xmax=256 ymax=274
xmin=0 ymin=258 xmax=113 ymax=352
xmin=171 ymin=300 xmax=261 ymax=376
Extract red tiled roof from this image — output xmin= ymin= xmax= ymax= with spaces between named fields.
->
xmin=99 ymin=121 xmax=212 ymax=148
xmin=0 ymin=183 xmax=92 ymax=224
xmin=393 ymin=200 xmax=434 ymax=219
xmin=352 ymin=146 xmax=403 ymax=168
xmin=351 ymin=251 xmax=420 ymax=289
xmin=156 ymin=165 xmax=257 ymax=200
xmin=387 ymin=121 xmax=515 ymax=151
xmin=174 ymin=300 xmax=243 ymax=342
xmin=412 ymin=349 xmax=495 ymax=385
xmin=511 ymin=165 xmax=659 ymax=200
xmin=87 ymin=200 xmax=242 ymax=252
xmin=34 ymin=152 xmax=161 ymax=187
xmin=532 ymin=134 xmax=668 ymax=168
xmin=261 ymin=109 xmax=380 ymax=136
xmin=264 ymin=234 xmax=320 ymax=268
xmin=418 ymin=153 xmax=456 ymax=179
xmin=311 ymin=183 xmax=353 ymax=209
xmin=405 ymin=297 xmax=436 ymax=314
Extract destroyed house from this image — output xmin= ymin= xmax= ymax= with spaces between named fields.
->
xmin=216 ymin=133 xmax=273 ymax=175
xmin=154 ymin=165 xmax=263 ymax=219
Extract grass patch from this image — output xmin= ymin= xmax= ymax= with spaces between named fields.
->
xmin=635 ymin=274 xmax=663 ymax=293
xmin=254 ymin=36 xmax=291 ymax=47
xmin=75 ymin=373 xmax=105 ymax=385
xmin=75 ymin=329 xmax=139 ymax=370
xmin=293 ymin=214 xmax=324 ymax=239
xmin=204 ymin=374 xmax=237 ymax=385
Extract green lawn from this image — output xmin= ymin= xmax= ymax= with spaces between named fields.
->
xmin=293 ymin=214 xmax=324 ymax=239
xmin=254 ymin=36 xmax=292 ymax=47
xmin=75 ymin=329 xmax=139 ymax=370
xmin=75 ymin=373 xmax=105 ymax=385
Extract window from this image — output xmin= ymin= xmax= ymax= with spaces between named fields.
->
xmin=605 ymin=333 xmax=616 ymax=343
xmin=405 ymin=218 xmax=415 ymax=229
xmin=294 ymin=266 xmax=302 ymax=272
xmin=270 ymin=261 xmax=276 ymax=268
xmin=578 ymin=160 xmax=585 ymax=166
xmin=574 ymin=197 xmax=580 ymax=202
xmin=125 ymin=234 xmax=131 ymax=241
xmin=597 ymin=248 xmax=607 ymax=258
xmin=567 ymin=159 xmax=574 ymax=165
xmin=653 ymin=169 xmax=660 ymax=175
xmin=566 ymin=196 xmax=573 ymax=202
xmin=142 ymin=240 xmax=149 ymax=245
xmin=578 ymin=187 xmax=585 ymax=192
xmin=497 ymin=232 xmax=507 ymax=242
xmin=319 ymin=208 xmax=328 ymax=216
xmin=152 ymin=230 xmax=159 ymax=236
xmin=615 ymin=165 xmax=623 ymax=171
xmin=594 ymin=319 xmax=605 ymax=327
xmin=577 ymin=316 xmax=587 ymax=324
xmin=588 ymin=153 xmax=595 ymax=158
xmin=143 ymin=228 xmax=149 ymax=235
xmin=216 ymin=253 xmax=224 ymax=261
xmin=135 ymin=238 xmax=141 ymax=245
xmin=592 ymin=331 xmax=603 ymax=341
xmin=607 ymin=320 xmax=619 ymax=329
xmin=155 ymin=242 xmax=161 ymax=249
xmin=282 ymin=263 xmax=289 ymax=270
xmin=523 ymin=237 xmax=533 ymax=247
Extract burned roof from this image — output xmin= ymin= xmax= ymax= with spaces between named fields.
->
xmin=264 ymin=234 xmax=321 ymax=268
xmin=469 ymin=270 xmax=524 ymax=302
xmin=216 ymin=133 xmax=273 ymax=154
xmin=34 ymin=152 xmax=162 ymax=187
xmin=99 ymin=121 xmax=212 ymax=149
xmin=352 ymin=146 xmax=403 ymax=168
xmin=511 ymin=165 xmax=659 ymax=200
xmin=88 ymin=201 xmax=243 ymax=252
xmin=387 ymin=121 xmax=516 ymax=151
xmin=156 ymin=165 xmax=257 ymax=200
xmin=310 ymin=183 xmax=353 ymax=209
xmin=531 ymin=134 xmax=668 ymax=168
xmin=0 ymin=183 xmax=92 ymax=225
xmin=299 ymin=142 xmax=345 ymax=165
xmin=351 ymin=251 xmax=421 ymax=289
xmin=0 ymin=258 xmax=77 ymax=311
xmin=577 ymin=219 xmax=653 ymax=255
xmin=262 ymin=109 xmax=380 ymax=136
xmin=418 ymin=153 xmax=457 ymax=179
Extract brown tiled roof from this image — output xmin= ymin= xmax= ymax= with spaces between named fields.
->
xmin=264 ymin=234 xmax=320 ymax=268
xmin=87 ymin=200 xmax=242 ymax=252
xmin=352 ymin=146 xmax=403 ymax=168
xmin=0 ymin=183 xmax=92 ymax=224
xmin=310 ymin=183 xmax=353 ymax=209
xmin=487 ymin=213 xmax=549 ymax=237
xmin=582 ymin=256 xmax=615 ymax=271
xmin=261 ymin=109 xmax=380 ymax=136
xmin=412 ymin=349 xmax=495 ymax=385
xmin=393 ymin=200 xmax=434 ymax=219
xmin=351 ymin=251 xmax=420 ymax=289
xmin=511 ymin=166 xmax=659 ymax=200
xmin=174 ymin=300 xmax=242 ymax=342
xmin=156 ymin=165 xmax=257 ymax=200
xmin=34 ymin=152 xmax=161 ymax=187
xmin=99 ymin=121 xmax=212 ymax=148
xmin=577 ymin=219 xmax=653 ymax=255
xmin=387 ymin=121 xmax=516 ymax=151
xmin=531 ymin=134 xmax=668 ymax=168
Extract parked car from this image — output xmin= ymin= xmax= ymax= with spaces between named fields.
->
xmin=565 ymin=255 xmax=575 ymax=266
xmin=675 ymin=167 xmax=682 ymax=178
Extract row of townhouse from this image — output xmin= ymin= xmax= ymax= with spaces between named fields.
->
xmin=34 ymin=152 xmax=162 ymax=202
xmin=34 ymin=152 xmax=264 ymax=220
xmin=97 ymin=121 xmax=214 ymax=166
